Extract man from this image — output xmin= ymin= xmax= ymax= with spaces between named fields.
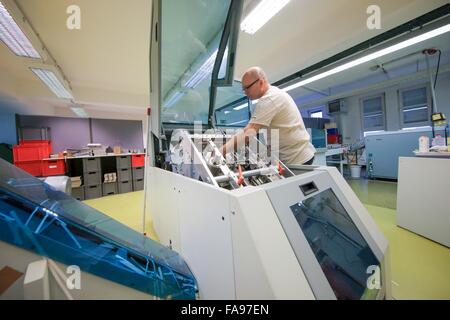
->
xmin=220 ymin=66 xmax=316 ymax=165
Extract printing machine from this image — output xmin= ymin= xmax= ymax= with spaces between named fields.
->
xmin=145 ymin=129 xmax=392 ymax=299
xmin=144 ymin=0 xmax=392 ymax=300
xmin=0 ymin=0 xmax=392 ymax=300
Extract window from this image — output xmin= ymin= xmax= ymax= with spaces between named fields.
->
xmin=361 ymin=94 xmax=385 ymax=132
xmin=305 ymin=105 xmax=328 ymax=119
xmin=399 ymin=86 xmax=431 ymax=128
xmin=310 ymin=110 xmax=323 ymax=118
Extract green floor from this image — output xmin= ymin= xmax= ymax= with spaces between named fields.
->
xmin=84 ymin=179 xmax=450 ymax=300
xmin=84 ymin=191 xmax=158 ymax=241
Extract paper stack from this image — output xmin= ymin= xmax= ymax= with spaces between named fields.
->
xmin=104 ymin=172 xmax=117 ymax=183
xmin=71 ymin=176 xmax=82 ymax=188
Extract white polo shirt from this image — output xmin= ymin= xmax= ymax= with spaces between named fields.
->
xmin=249 ymin=86 xmax=316 ymax=165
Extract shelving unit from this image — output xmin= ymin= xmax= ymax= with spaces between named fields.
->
xmin=66 ymin=153 xmax=145 ymax=200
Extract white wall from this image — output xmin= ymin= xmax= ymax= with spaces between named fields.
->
xmin=337 ymin=70 xmax=450 ymax=144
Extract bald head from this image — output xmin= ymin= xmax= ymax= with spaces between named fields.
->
xmin=241 ymin=66 xmax=270 ymax=100
xmin=243 ymin=66 xmax=268 ymax=82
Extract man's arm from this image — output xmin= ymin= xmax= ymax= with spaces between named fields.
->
xmin=220 ymin=122 xmax=264 ymax=155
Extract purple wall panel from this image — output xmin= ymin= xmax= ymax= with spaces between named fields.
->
xmin=18 ymin=116 xmax=143 ymax=153
xmin=91 ymin=119 xmax=143 ymax=151
xmin=18 ymin=116 xmax=90 ymax=153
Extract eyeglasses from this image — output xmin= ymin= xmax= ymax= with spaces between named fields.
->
xmin=242 ymin=78 xmax=260 ymax=91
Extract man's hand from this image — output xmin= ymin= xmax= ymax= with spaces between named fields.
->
xmin=220 ymin=123 xmax=264 ymax=156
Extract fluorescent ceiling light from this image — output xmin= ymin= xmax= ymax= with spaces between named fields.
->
xmin=282 ymin=24 xmax=450 ymax=92
xmin=241 ymin=0 xmax=290 ymax=35
xmin=31 ymin=68 xmax=73 ymax=100
xmin=0 ymin=2 xmax=41 ymax=58
xmin=164 ymin=91 xmax=185 ymax=108
xmin=233 ymin=103 xmax=248 ymax=111
xmin=71 ymin=107 xmax=88 ymax=118
xmin=184 ymin=47 xmax=228 ymax=89
xmin=224 ymin=110 xmax=231 ymax=114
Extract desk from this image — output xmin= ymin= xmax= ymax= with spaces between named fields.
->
xmin=397 ymin=156 xmax=450 ymax=247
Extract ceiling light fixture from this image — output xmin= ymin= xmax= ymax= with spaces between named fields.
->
xmin=0 ymin=1 xmax=41 ymax=58
xmin=240 ymin=0 xmax=290 ymax=35
xmin=70 ymin=107 xmax=88 ymax=118
xmin=282 ymin=23 xmax=450 ymax=93
xmin=30 ymin=68 xmax=73 ymax=100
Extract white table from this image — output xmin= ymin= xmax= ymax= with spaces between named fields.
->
xmin=413 ymin=151 xmax=450 ymax=158
xmin=397 ymin=156 xmax=450 ymax=247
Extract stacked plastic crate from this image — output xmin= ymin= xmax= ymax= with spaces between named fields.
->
xmin=13 ymin=140 xmax=51 ymax=176
xmin=325 ymin=123 xmax=339 ymax=145
xmin=131 ymin=154 xmax=145 ymax=191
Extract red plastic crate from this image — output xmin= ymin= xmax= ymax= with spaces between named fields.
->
xmin=13 ymin=140 xmax=52 ymax=162
xmin=327 ymin=135 xmax=339 ymax=144
xmin=41 ymin=159 xmax=66 ymax=176
xmin=131 ymin=154 xmax=145 ymax=167
xmin=20 ymin=139 xmax=51 ymax=146
xmin=15 ymin=160 xmax=43 ymax=176
xmin=13 ymin=145 xmax=43 ymax=162
xmin=20 ymin=140 xmax=52 ymax=155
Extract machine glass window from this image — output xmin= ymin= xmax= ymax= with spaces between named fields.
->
xmin=290 ymin=188 xmax=381 ymax=300
xmin=214 ymin=82 xmax=250 ymax=127
xmin=160 ymin=0 xmax=232 ymax=125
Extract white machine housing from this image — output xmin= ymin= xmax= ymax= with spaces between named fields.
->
xmin=147 ymin=159 xmax=391 ymax=300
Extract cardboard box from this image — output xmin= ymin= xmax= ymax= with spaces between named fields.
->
xmin=113 ymin=146 xmax=122 ymax=154
xmin=71 ymin=176 xmax=82 ymax=188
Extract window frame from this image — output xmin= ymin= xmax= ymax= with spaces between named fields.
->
xmin=309 ymin=110 xmax=323 ymax=118
xmin=398 ymin=84 xmax=432 ymax=129
xmin=360 ymin=93 xmax=386 ymax=133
